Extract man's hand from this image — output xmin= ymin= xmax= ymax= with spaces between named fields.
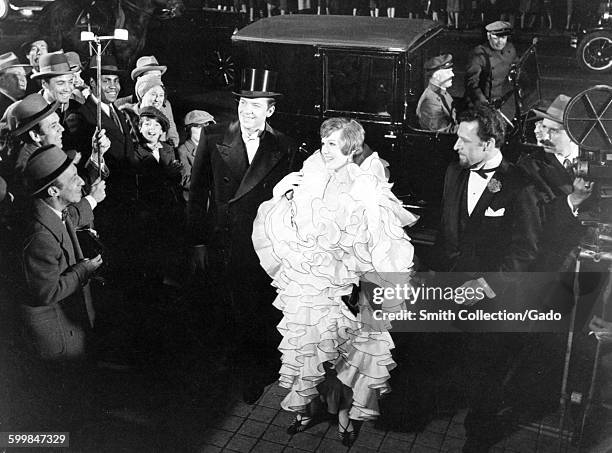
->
xmin=189 ymin=245 xmax=209 ymax=275
xmin=589 ymin=315 xmax=612 ymax=343
xmin=82 ymin=254 xmax=103 ymax=275
xmin=89 ymin=177 xmax=106 ymax=203
xmin=455 ymin=278 xmax=496 ymax=306
xmin=568 ymin=177 xmax=593 ymax=209
xmin=273 ymin=171 xmax=303 ymax=199
xmin=91 ymin=128 xmax=111 ymax=156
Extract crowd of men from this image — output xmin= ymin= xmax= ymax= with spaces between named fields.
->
xmin=0 ymin=20 xmax=610 ymax=452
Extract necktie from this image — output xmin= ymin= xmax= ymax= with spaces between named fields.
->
xmin=61 ymin=209 xmax=68 ymax=223
xmin=470 ymin=166 xmax=498 ymax=179
xmin=439 ymin=91 xmax=453 ymax=118
xmin=110 ymin=105 xmax=123 ymax=131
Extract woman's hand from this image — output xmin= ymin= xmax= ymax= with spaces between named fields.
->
xmin=273 ymin=171 xmax=303 ymax=199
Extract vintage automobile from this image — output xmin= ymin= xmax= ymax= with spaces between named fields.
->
xmin=0 ymin=0 xmax=53 ymax=20
xmin=232 ymin=16 xmax=541 ymax=234
xmin=571 ymin=1 xmax=612 ymax=72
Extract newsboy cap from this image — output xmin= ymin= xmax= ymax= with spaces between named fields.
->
xmin=24 ymin=144 xmax=73 ymax=195
xmin=485 ymin=21 xmax=513 ymax=36
xmin=139 ymin=106 xmax=170 ymax=133
xmin=424 ymin=54 xmax=453 ymax=72
xmin=184 ymin=110 xmax=215 ymax=127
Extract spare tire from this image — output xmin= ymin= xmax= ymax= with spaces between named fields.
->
xmin=577 ymin=30 xmax=612 ymax=72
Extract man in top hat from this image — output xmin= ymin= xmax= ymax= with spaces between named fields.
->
xmin=22 ymin=144 xmax=105 ymax=360
xmin=465 ymin=21 xmax=518 ymax=109
xmin=0 ymin=52 xmax=31 ymax=118
xmin=187 ymin=68 xmax=305 ymax=404
xmin=416 ymin=54 xmax=457 ymax=133
xmin=178 ymin=109 xmax=216 ymax=202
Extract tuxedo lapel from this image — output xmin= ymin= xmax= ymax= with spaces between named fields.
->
xmin=217 ymin=126 xmax=248 ymax=181
xmin=232 ymin=127 xmax=283 ymax=203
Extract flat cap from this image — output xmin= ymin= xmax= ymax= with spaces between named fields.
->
xmin=424 ymin=54 xmax=453 ymax=72
xmin=485 ymin=21 xmax=513 ymax=36
xmin=184 ymin=110 xmax=215 ymax=127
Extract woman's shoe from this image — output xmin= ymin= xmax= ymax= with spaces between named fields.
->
xmin=338 ymin=419 xmax=357 ymax=447
xmin=287 ymin=414 xmax=314 ymax=435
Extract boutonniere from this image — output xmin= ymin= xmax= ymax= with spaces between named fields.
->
xmin=487 ymin=177 xmax=502 ymax=193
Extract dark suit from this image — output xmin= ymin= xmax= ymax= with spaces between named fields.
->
xmin=434 ymin=157 xmax=541 ymax=448
xmin=187 ymin=120 xmax=304 ymax=387
xmin=21 ymin=198 xmax=96 ymax=360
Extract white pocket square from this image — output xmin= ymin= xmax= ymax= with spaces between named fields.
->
xmin=485 ymin=207 xmax=505 ymax=217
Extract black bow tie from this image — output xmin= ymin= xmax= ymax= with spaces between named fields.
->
xmin=470 ymin=166 xmax=498 ymax=179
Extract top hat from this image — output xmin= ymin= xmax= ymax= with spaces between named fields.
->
xmin=131 ymin=55 xmax=167 ymax=80
xmin=24 ymin=144 xmax=73 ymax=195
xmin=533 ymin=94 xmax=571 ymax=124
xmin=83 ymin=55 xmax=126 ymax=80
xmin=485 ymin=21 xmax=513 ymax=36
xmin=0 ymin=52 xmax=31 ymax=73
xmin=10 ymin=93 xmax=60 ymax=136
xmin=31 ymin=52 xmax=77 ymax=80
xmin=424 ymin=54 xmax=453 ymax=73
xmin=233 ymin=68 xmax=283 ymax=99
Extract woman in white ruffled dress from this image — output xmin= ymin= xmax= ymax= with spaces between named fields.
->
xmin=252 ymin=118 xmax=417 ymax=446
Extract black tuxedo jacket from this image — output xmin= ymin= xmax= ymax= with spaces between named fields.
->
xmin=436 ymin=158 xmax=541 ymax=289
xmin=187 ymin=121 xmax=304 ymax=271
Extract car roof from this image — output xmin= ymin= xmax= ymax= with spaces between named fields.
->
xmin=233 ymin=16 xmax=444 ymax=52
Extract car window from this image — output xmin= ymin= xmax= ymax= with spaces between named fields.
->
xmin=324 ymin=51 xmax=396 ymax=118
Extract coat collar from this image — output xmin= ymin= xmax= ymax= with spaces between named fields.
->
xmin=31 ymin=198 xmax=75 ymax=262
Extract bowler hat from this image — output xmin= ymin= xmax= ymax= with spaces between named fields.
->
xmin=0 ymin=52 xmax=31 ymax=73
xmin=485 ymin=21 xmax=513 ymax=36
xmin=31 ymin=52 xmax=77 ymax=80
xmin=24 ymin=144 xmax=73 ymax=195
xmin=139 ymin=106 xmax=170 ymax=133
xmin=10 ymin=93 xmax=60 ymax=136
xmin=533 ymin=94 xmax=571 ymax=124
xmin=184 ymin=109 xmax=215 ymax=127
xmin=233 ymin=68 xmax=283 ymax=99
xmin=83 ymin=55 xmax=126 ymax=80
xmin=131 ymin=55 xmax=167 ymax=80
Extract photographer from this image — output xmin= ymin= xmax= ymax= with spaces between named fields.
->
xmin=518 ymin=94 xmax=593 ymax=272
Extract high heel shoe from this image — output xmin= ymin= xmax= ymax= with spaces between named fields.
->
xmin=338 ymin=419 xmax=357 ymax=447
xmin=287 ymin=414 xmax=314 ymax=435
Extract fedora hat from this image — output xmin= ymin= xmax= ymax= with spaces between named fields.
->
xmin=83 ymin=55 xmax=126 ymax=80
xmin=24 ymin=144 xmax=73 ymax=195
xmin=233 ymin=68 xmax=283 ymax=99
xmin=533 ymin=94 xmax=571 ymax=124
xmin=65 ymin=51 xmax=84 ymax=71
xmin=131 ymin=55 xmax=167 ymax=80
xmin=0 ymin=52 xmax=31 ymax=73
xmin=10 ymin=93 xmax=59 ymax=136
xmin=31 ymin=51 xmax=77 ymax=80
xmin=20 ymin=37 xmax=49 ymax=54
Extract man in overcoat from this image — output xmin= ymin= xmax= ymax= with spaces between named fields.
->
xmin=187 ymin=68 xmax=305 ymax=404
xmin=432 ymin=104 xmax=541 ymax=452
xmin=416 ymin=54 xmax=457 ymax=133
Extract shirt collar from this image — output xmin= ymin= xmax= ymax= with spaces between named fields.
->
xmin=43 ymin=201 xmax=63 ymax=220
xmin=473 ymin=150 xmax=503 ymax=171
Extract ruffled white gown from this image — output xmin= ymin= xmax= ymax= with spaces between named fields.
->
xmin=252 ymin=151 xmax=417 ymax=421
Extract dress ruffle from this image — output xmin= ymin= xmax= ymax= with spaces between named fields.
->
xmin=252 ymin=151 xmax=417 ymax=420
